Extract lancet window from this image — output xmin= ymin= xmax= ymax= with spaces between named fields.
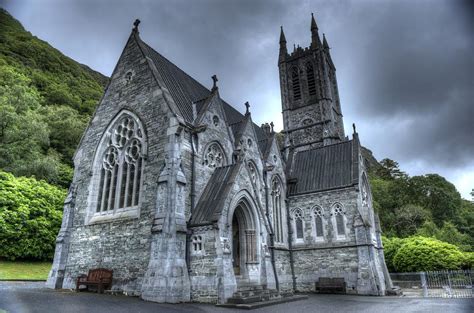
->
xmin=292 ymin=208 xmax=304 ymax=241
xmin=312 ymin=206 xmax=324 ymax=240
xmin=292 ymin=67 xmax=301 ymax=100
xmin=306 ymin=63 xmax=316 ymax=96
xmin=333 ymin=203 xmax=346 ymax=238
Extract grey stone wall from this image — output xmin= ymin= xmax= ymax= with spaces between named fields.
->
xmin=54 ymin=33 xmax=170 ymax=295
xmin=287 ymin=187 xmax=361 ymax=293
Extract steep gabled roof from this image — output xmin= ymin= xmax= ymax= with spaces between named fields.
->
xmin=139 ymin=36 xmax=270 ymax=149
xmin=190 ymin=163 xmax=241 ymax=226
xmin=140 ymin=41 xmax=210 ymax=122
xmin=288 ymin=140 xmax=357 ymax=195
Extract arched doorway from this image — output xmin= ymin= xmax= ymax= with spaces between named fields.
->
xmin=231 ymin=199 xmax=258 ymax=282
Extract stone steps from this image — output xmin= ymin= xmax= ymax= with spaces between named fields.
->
xmin=226 ymin=285 xmax=281 ymax=305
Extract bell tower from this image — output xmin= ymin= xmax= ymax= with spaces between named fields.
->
xmin=279 ymin=13 xmax=345 ymax=155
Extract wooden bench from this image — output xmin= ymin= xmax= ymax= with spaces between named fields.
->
xmin=315 ymin=277 xmax=346 ymax=294
xmin=76 ymin=268 xmax=113 ymax=294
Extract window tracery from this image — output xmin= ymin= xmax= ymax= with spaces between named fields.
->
xmin=312 ymin=206 xmax=324 ymax=239
xmin=96 ymin=114 xmax=145 ymax=214
xmin=292 ymin=208 xmax=304 ymax=241
xmin=203 ymin=143 xmax=225 ymax=168
xmin=333 ymin=203 xmax=346 ymax=238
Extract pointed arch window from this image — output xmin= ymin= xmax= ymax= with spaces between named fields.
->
xmin=271 ymin=177 xmax=284 ymax=243
xmin=292 ymin=208 xmax=304 ymax=242
xmin=292 ymin=67 xmax=301 ymax=100
xmin=306 ymin=63 xmax=316 ymax=96
xmin=95 ymin=113 xmax=146 ymax=216
xmin=312 ymin=206 xmax=324 ymax=240
xmin=332 ymin=203 xmax=346 ymax=239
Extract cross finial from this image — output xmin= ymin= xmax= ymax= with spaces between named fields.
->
xmin=244 ymin=101 xmax=250 ymax=115
xmin=352 ymin=123 xmax=357 ymax=134
xmin=211 ymin=74 xmax=218 ymax=90
xmin=270 ymin=121 xmax=274 ymax=132
xmin=133 ymin=19 xmax=141 ymax=31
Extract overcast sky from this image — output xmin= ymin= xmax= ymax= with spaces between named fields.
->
xmin=2 ymin=0 xmax=473 ymax=199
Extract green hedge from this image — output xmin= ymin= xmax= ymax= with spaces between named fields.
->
xmin=0 ymin=171 xmax=66 ymax=260
xmin=383 ymin=236 xmax=472 ymax=272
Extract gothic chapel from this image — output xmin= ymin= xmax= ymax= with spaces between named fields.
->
xmin=47 ymin=14 xmax=392 ymax=304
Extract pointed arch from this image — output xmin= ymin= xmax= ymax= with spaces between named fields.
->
xmin=87 ymin=110 xmax=147 ymax=223
xmin=311 ymin=205 xmax=325 ymax=241
xmin=291 ymin=67 xmax=301 ymax=100
xmin=306 ymin=62 xmax=316 ymax=96
xmin=291 ymin=208 xmax=304 ymax=243
xmin=271 ymin=175 xmax=285 ymax=244
xmin=332 ymin=202 xmax=347 ymax=239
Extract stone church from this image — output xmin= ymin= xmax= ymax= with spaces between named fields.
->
xmin=47 ymin=14 xmax=392 ymax=304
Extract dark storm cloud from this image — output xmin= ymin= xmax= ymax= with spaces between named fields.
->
xmin=3 ymin=0 xmax=473 ymax=196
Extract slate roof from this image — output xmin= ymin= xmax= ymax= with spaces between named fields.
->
xmin=190 ymin=163 xmax=241 ymax=226
xmin=140 ymin=39 xmax=269 ymax=147
xmin=287 ymin=140 xmax=358 ymax=195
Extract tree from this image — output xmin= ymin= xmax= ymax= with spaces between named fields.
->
xmin=409 ymin=174 xmax=462 ymax=226
xmin=375 ymin=158 xmax=407 ymax=180
xmin=0 ymin=64 xmax=50 ymax=173
xmin=0 ymin=171 xmax=66 ymax=260
xmin=41 ymin=105 xmax=89 ymax=165
xmin=391 ymin=204 xmax=431 ymax=237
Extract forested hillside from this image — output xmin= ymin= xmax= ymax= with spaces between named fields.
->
xmin=0 ymin=9 xmax=108 ymax=188
xmin=0 ymin=9 xmax=472 ymax=268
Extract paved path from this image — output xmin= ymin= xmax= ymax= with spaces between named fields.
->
xmin=0 ymin=282 xmax=472 ymax=313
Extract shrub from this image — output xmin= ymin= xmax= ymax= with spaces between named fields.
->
xmin=392 ymin=236 xmax=466 ymax=272
xmin=0 ymin=171 xmax=66 ymax=260
xmin=382 ymin=236 xmax=405 ymax=272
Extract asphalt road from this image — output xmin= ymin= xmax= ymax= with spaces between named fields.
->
xmin=0 ymin=282 xmax=472 ymax=313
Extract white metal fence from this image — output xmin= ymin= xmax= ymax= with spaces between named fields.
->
xmin=390 ymin=270 xmax=473 ymax=298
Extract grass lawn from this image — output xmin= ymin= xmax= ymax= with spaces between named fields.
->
xmin=0 ymin=261 xmax=52 ymax=280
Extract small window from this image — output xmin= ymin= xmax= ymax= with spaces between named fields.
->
xmin=247 ymin=161 xmax=257 ymax=184
xmin=247 ymin=138 xmax=252 ymax=147
xmin=212 ymin=115 xmax=219 ymax=126
xmin=312 ymin=206 xmax=324 ymax=240
xmin=125 ymin=71 xmax=133 ymax=82
xmin=293 ymin=209 xmax=304 ymax=240
xmin=273 ymin=154 xmax=277 ymax=163
xmin=192 ymin=235 xmax=203 ymax=252
xmin=333 ymin=203 xmax=346 ymax=238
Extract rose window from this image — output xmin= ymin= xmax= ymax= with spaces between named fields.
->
xmin=203 ymin=143 xmax=224 ymax=168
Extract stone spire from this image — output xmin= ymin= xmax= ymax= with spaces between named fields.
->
xmin=323 ymin=33 xmax=329 ymax=50
xmin=310 ymin=13 xmax=321 ymax=48
xmin=279 ymin=26 xmax=287 ymax=62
